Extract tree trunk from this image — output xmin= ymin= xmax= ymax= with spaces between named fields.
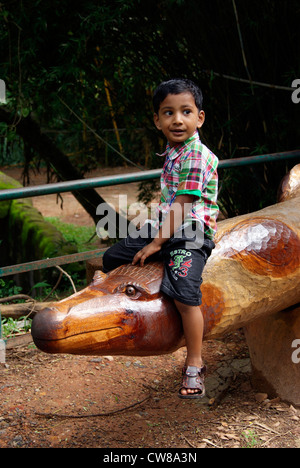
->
xmin=0 ymin=107 xmax=127 ymax=234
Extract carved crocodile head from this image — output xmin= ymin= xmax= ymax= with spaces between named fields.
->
xmin=31 ymin=262 xmax=185 ymax=356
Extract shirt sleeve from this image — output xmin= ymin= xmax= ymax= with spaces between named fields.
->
xmin=176 ymin=153 xmax=203 ymax=199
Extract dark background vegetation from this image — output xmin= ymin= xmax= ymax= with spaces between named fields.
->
xmin=0 ymin=0 xmax=299 ymax=217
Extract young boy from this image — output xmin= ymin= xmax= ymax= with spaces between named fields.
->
xmin=103 ymin=78 xmax=219 ymax=398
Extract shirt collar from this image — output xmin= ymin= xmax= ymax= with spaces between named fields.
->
xmin=156 ymin=131 xmax=200 ymax=160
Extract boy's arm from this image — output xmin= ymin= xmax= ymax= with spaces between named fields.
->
xmin=132 ymin=194 xmax=195 ymax=267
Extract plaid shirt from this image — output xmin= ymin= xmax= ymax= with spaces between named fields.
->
xmin=147 ymin=131 xmax=219 ymax=239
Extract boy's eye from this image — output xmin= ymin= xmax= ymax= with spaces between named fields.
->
xmin=165 ymin=111 xmax=173 ymax=116
xmin=183 ymin=109 xmax=192 ymax=115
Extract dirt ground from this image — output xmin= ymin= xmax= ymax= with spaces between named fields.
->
xmin=0 ymin=166 xmax=299 ymax=449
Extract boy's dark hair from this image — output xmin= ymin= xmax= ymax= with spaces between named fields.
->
xmin=153 ymin=78 xmax=203 ymax=114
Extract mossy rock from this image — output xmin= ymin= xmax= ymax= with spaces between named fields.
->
xmin=0 ymin=170 xmax=22 ymax=219
xmin=0 ymin=170 xmax=78 ymax=270
xmin=8 ymin=198 xmax=77 ymax=263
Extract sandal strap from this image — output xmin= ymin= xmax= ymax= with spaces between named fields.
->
xmin=182 ymin=364 xmax=206 ymax=376
xmin=181 ymin=365 xmax=206 ymax=392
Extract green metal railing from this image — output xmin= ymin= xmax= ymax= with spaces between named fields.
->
xmin=0 ymin=150 xmax=299 ymax=202
xmin=0 ymin=149 xmax=300 ymax=279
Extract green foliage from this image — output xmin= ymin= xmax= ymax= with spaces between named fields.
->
xmin=0 ymin=0 xmax=299 ymax=215
xmin=242 ymin=429 xmax=261 ymax=448
xmin=1 ymin=316 xmax=32 ymax=340
xmin=45 ymin=217 xmax=97 ymax=252
xmin=0 ymin=278 xmax=22 ymax=298
xmin=0 ymin=278 xmax=31 ymax=340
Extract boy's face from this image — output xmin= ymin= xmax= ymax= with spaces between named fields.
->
xmin=154 ymin=92 xmax=205 ymax=147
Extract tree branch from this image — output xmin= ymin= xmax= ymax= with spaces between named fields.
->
xmin=0 ymin=106 xmax=128 ymax=234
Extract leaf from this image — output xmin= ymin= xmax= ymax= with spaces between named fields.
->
xmin=21 ymin=107 xmax=31 ymax=118
xmin=31 ymin=282 xmax=51 ymax=289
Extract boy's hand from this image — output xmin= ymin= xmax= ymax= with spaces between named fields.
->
xmin=132 ymin=240 xmax=162 ymax=267
xmin=132 ymin=195 xmax=195 ymax=267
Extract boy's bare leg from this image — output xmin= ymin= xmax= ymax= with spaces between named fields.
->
xmin=174 ymin=299 xmax=204 ymax=396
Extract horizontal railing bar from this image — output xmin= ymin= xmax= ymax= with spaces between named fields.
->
xmin=0 ymin=150 xmax=299 ymax=202
xmin=0 ymin=249 xmax=106 ymax=277
xmin=0 ymin=169 xmax=161 ymax=201
xmin=218 ymin=150 xmax=300 ymax=167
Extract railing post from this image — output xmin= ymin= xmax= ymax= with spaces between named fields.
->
xmin=0 ymin=312 xmax=5 ymax=363
xmin=0 ymin=341 xmax=5 ymax=363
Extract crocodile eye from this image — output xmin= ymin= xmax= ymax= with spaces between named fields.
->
xmin=125 ymin=285 xmax=136 ymax=296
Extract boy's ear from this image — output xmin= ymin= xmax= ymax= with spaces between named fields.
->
xmin=153 ymin=113 xmax=162 ymax=130
xmin=197 ymin=110 xmax=205 ymax=129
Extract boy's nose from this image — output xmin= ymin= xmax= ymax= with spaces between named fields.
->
xmin=173 ymin=112 xmax=183 ymax=124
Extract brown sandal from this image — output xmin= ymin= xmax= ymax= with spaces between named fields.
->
xmin=178 ymin=365 xmax=206 ymax=399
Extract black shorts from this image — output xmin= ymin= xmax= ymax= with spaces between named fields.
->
xmin=102 ymin=223 xmax=215 ymax=306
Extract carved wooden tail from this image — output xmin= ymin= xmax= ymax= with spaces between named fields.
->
xmin=202 ymin=164 xmax=300 ymax=338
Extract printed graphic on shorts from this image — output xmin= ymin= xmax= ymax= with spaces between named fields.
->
xmin=168 ymin=249 xmax=192 ymax=279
